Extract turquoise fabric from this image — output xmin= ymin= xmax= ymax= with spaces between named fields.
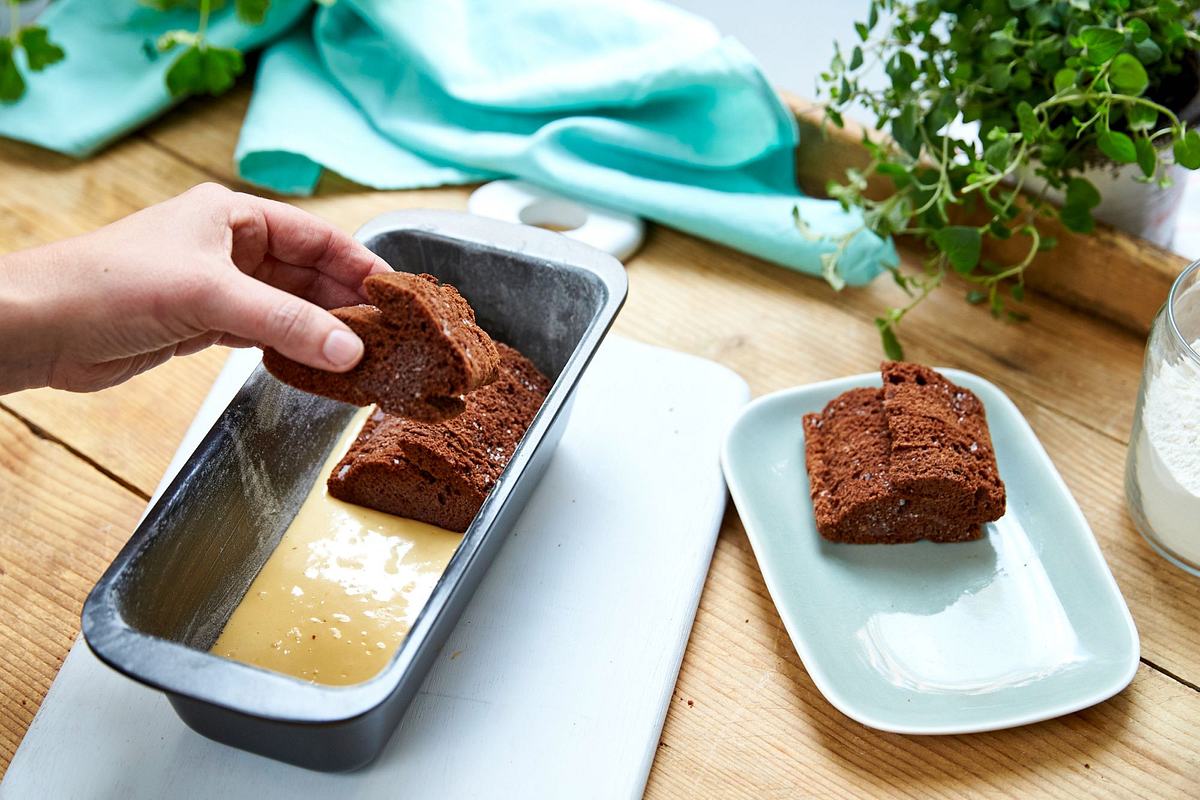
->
xmin=241 ymin=0 xmax=894 ymax=285
xmin=0 ymin=0 xmax=896 ymax=285
xmin=0 ymin=0 xmax=309 ymax=157
xmin=236 ymin=31 xmax=490 ymax=195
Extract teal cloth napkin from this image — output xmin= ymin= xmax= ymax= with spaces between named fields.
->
xmin=236 ymin=30 xmax=490 ymax=195
xmin=0 ymin=0 xmax=309 ymax=157
xmin=0 ymin=0 xmax=895 ymax=286
xmin=239 ymin=0 xmax=894 ymax=285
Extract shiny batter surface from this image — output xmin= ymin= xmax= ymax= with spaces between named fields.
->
xmin=211 ymin=408 xmax=463 ymax=685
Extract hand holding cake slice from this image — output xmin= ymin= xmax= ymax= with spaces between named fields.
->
xmin=803 ymin=362 xmax=1006 ymax=543
xmin=264 ymin=272 xmax=500 ymax=422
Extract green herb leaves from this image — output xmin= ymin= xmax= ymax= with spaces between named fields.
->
xmin=165 ymin=44 xmax=244 ymax=97
xmin=821 ymin=0 xmax=1200 ymax=357
xmin=1065 ymin=177 xmax=1101 ymax=210
xmin=0 ymin=40 xmax=22 ymax=102
xmin=2 ymin=0 xmax=271 ymax=104
xmin=1109 ymin=53 xmax=1149 ymax=95
xmin=1174 ymin=129 xmax=1200 ymax=169
xmin=933 ymin=227 xmax=982 ymax=274
xmin=1079 ymin=26 xmax=1125 ymax=65
xmin=1053 ymin=68 xmax=1077 ymax=92
xmin=1061 ymin=178 xmax=1101 ymax=233
xmin=150 ymin=0 xmax=273 ymax=98
xmin=1135 ymin=136 xmax=1157 ymax=177
xmin=19 ymin=26 xmax=64 ymax=71
xmin=1128 ymin=103 xmax=1158 ymax=131
xmin=876 ymin=318 xmax=904 ymax=361
xmin=0 ymin=21 xmax=66 ymax=103
xmin=984 ymin=135 xmax=1014 ymax=171
xmin=235 ymin=0 xmax=270 ymax=25
xmin=1097 ymin=129 xmax=1138 ymax=163
xmin=1016 ymin=102 xmax=1039 ymax=140
xmin=891 ymin=104 xmax=921 ymax=159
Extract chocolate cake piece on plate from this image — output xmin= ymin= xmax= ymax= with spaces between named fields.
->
xmin=803 ymin=362 xmax=1006 ymax=544
xmin=264 ymin=272 xmax=500 ymax=422
xmin=328 ymin=343 xmax=551 ymax=532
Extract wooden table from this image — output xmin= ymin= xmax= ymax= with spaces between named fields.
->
xmin=2 ymin=88 xmax=1199 ymax=798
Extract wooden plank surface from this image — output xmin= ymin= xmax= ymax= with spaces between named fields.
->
xmin=2 ymin=352 xmax=227 ymax=498
xmin=648 ymin=523 xmax=1200 ymax=798
xmin=0 ymin=410 xmax=145 ymax=764
xmin=1 ymin=85 xmax=1199 ymax=799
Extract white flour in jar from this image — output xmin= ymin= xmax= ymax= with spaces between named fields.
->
xmin=1133 ymin=338 xmax=1200 ymax=564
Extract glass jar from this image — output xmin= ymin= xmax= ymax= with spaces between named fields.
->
xmin=1125 ymin=260 xmax=1200 ymax=576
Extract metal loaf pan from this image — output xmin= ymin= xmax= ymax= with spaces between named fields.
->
xmin=82 ymin=210 xmax=627 ymax=771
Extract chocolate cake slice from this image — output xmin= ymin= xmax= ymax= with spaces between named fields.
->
xmin=327 ymin=342 xmax=551 ymax=532
xmin=803 ymin=362 xmax=1006 ymax=544
xmin=264 ymin=272 xmax=500 ymax=422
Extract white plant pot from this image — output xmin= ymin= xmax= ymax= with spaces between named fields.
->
xmin=1020 ymin=160 xmax=1188 ymax=249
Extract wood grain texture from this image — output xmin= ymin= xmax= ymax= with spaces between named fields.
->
xmin=646 ymin=515 xmax=1200 ymax=800
xmin=0 ymin=135 xmax=209 ymax=250
xmin=1 ymin=86 xmax=1199 ymax=797
xmin=1 ymin=351 xmax=228 ymax=498
xmin=0 ymin=410 xmax=145 ymax=765
xmin=787 ymin=94 xmax=1187 ymax=335
xmin=616 ymin=227 xmax=1146 ymax=443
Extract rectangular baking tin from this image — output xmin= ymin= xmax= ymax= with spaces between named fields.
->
xmin=82 ymin=210 xmax=627 ymax=771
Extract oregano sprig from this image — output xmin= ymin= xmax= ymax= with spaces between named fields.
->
xmin=807 ymin=0 xmax=1200 ymax=359
xmin=0 ymin=0 xmax=65 ymax=102
xmin=0 ymin=0 xmax=280 ymax=105
xmin=147 ymin=0 xmax=272 ymax=98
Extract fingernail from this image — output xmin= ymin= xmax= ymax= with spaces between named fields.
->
xmin=323 ymin=329 xmax=363 ymax=369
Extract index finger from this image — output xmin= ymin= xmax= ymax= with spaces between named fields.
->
xmin=231 ymin=192 xmax=393 ymax=291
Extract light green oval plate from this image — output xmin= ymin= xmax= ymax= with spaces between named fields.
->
xmin=721 ymin=369 xmax=1139 ymax=734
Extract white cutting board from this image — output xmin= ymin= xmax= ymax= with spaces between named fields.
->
xmin=2 ymin=335 xmax=749 ymax=800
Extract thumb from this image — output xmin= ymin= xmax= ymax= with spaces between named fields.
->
xmin=204 ymin=274 xmax=364 ymax=372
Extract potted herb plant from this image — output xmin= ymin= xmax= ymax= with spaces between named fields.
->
xmin=813 ymin=0 xmax=1200 ymax=357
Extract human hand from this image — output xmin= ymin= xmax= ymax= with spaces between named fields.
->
xmin=0 ymin=183 xmax=392 ymax=394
